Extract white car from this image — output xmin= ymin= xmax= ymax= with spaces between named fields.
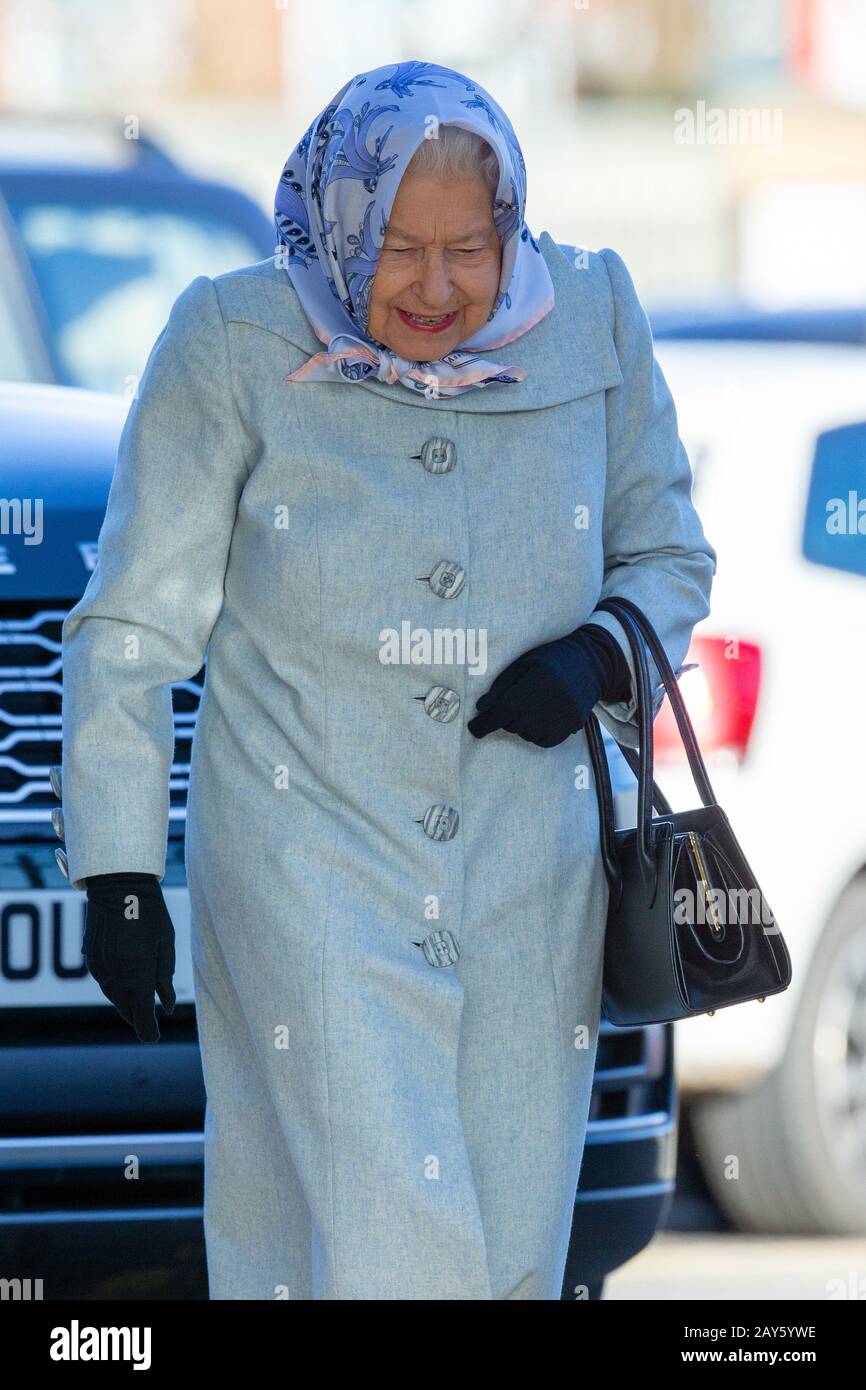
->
xmin=639 ymin=317 xmax=866 ymax=1233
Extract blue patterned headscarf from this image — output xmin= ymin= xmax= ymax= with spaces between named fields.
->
xmin=274 ymin=60 xmax=555 ymax=397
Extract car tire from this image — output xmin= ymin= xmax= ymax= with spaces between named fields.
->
xmin=690 ymin=873 xmax=866 ymax=1234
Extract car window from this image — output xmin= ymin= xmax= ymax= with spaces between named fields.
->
xmin=0 ymin=261 xmax=35 ymax=380
xmin=0 ymin=208 xmax=57 ymax=382
xmin=3 ymin=199 xmax=267 ymax=394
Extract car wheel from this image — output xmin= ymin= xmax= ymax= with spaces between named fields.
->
xmin=690 ymin=874 xmax=866 ymax=1234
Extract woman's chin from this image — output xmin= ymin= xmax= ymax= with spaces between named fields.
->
xmin=390 ymin=332 xmax=463 ymax=363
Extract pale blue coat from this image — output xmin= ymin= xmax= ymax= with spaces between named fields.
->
xmin=60 ymin=231 xmax=716 ymax=1300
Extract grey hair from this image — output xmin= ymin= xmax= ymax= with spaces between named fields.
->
xmin=405 ymin=123 xmax=500 ymax=193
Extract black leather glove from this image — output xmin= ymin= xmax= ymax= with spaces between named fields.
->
xmin=83 ymin=871 xmax=176 ymax=1043
xmin=467 ymin=622 xmax=632 ymax=748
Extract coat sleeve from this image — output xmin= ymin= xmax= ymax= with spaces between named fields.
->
xmin=584 ymin=247 xmax=717 ymax=750
xmin=60 ymin=275 xmax=254 ymax=891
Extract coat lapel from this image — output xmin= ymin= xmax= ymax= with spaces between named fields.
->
xmin=219 ymin=230 xmax=623 ymax=413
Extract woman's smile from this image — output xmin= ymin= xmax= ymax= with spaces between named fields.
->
xmin=395 ymin=307 xmax=460 ymax=334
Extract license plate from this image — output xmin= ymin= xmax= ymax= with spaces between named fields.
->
xmin=0 ymin=888 xmax=194 ymax=1008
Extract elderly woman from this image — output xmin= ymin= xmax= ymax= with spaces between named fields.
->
xmin=60 ymin=60 xmax=715 ymax=1301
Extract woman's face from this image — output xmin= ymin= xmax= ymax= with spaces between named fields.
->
xmin=367 ymin=171 xmax=502 ymax=361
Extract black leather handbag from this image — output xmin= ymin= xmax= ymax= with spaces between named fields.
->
xmin=584 ymin=595 xmax=792 ymax=1026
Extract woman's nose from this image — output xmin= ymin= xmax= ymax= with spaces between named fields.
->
xmin=414 ymin=253 xmax=454 ymax=307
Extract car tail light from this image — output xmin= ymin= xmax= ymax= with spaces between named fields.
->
xmin=654 ymin=635 xmax=762 ymax=762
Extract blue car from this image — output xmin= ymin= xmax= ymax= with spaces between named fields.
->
xmin=0 ymin=124 xmax=276 ymax=393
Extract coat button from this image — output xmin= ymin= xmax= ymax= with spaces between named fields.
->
xmin=423 ymin=686 xmax=460 ymax=722
xmin=49 ymin=765 xmax=62 ymax=799
xmin=419 ymin=803 xmax=459 ymax=841
xmin=419 ymin=560 xmax=465 ymax=599
xmin=51 ymin=806 xmax=64 ymax=839
xmin=55 ymin=847 xmax=69 ymax=880
xmin=417 ymin=437 xmax=456 ymax=474
xmin=415 ymin=928 xmax=461 ymax=967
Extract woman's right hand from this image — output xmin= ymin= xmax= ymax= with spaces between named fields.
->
xmin=83 ymin=872 xmax=176 ymax=1043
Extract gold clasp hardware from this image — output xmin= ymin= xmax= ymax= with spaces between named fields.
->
xmin=706 ymin=1009 xmax=715 ymax=1016
xmin=757 ymin=995 xmax=766 ymax=1003
xmin=686 ymin=831 xmax=723 ymax=939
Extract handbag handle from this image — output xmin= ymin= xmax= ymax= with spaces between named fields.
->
xmin=586 ymin=712 xmax=673 ymax=908
xmin=596 ymin=596 xmax=718 ymax=808
xmin=585 ymin=713 xmax=623 ymax=903
xmin=597 ymin=601 xmax=659 ymax=902
xmin=586 ymin=597 xmax=719 ymax=904
xmin=618 ymin=742 xmax=673 ymax=816
xmin=585 ymin=713 xmax=624 ymax=905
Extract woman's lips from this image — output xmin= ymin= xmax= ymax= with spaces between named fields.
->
xmin=396 ymin=307 xmax=459 ymax=334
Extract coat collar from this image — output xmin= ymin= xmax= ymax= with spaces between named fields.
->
xmin=217 ymin=231 xmax=623 ymax=414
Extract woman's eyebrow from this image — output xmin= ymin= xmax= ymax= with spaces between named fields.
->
xmin=385 ymin=224 xmax=494 ymax=243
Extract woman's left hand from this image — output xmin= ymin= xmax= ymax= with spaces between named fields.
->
xmin=467 ymin=623 xmax=631 ymax=747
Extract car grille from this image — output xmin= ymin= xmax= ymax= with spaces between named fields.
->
xmin=0 ymin=600 xmax=203 ymax=827
xmin=589 ymin=1021 xmax=671 ymax=1124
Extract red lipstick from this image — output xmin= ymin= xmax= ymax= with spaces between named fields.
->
xmin=396 ymin=308 xmax=459 ymax=334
